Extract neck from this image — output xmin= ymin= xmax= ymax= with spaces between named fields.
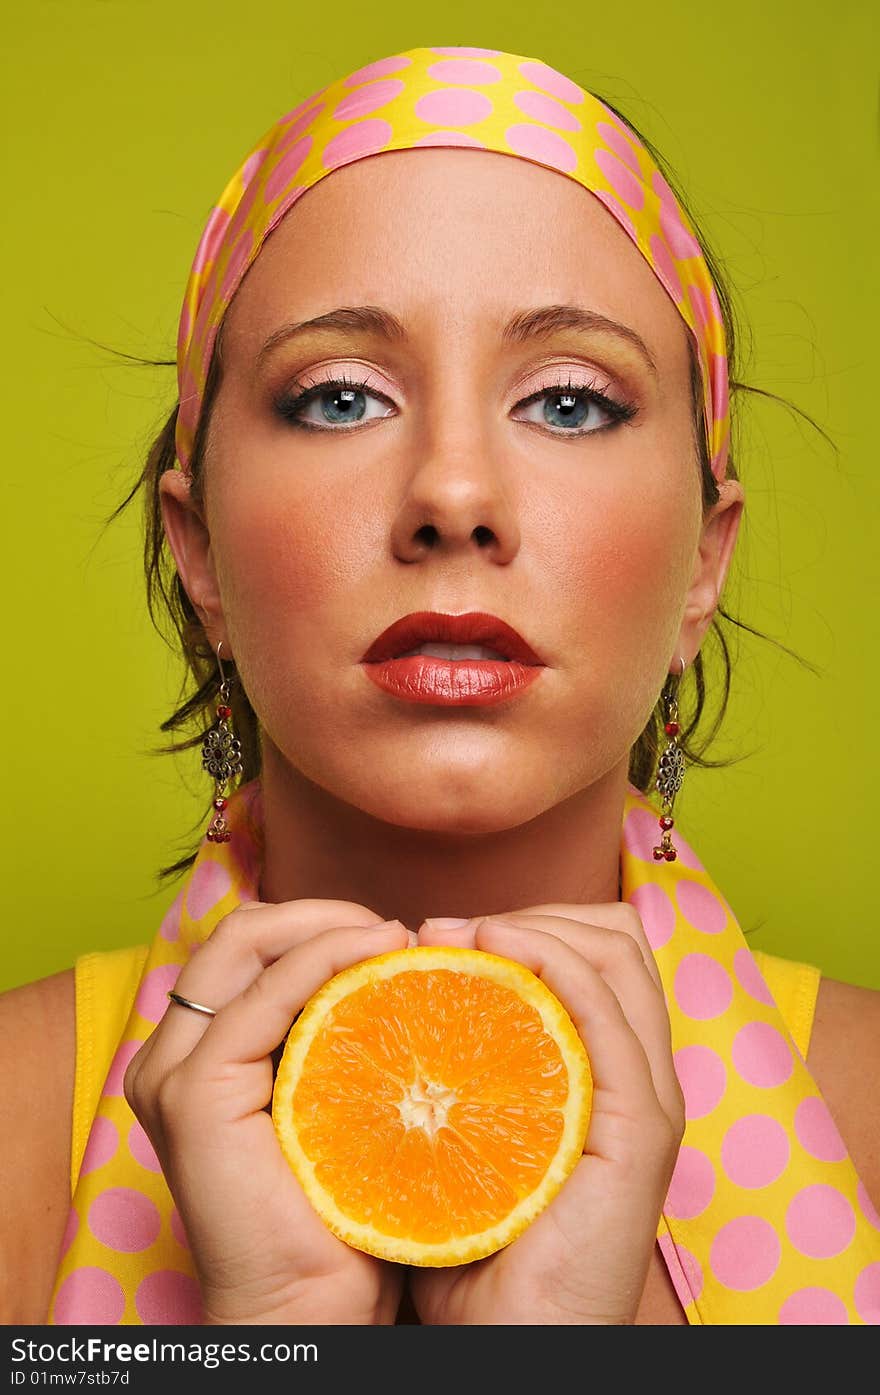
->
xmin=257 ymin=748 xmax=629 ymax=931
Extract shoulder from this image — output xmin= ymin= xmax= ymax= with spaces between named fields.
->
xmin=0 ymin=968 xmax=76 ymax=1322
xmin=807 ymin=976 xmax=880 ymax=1212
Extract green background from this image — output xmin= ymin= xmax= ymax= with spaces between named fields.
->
xmin=2 ymin=2 xmax=878 ymax=992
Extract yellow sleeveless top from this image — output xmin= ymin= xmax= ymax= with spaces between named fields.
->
xmin=50 ymin=782 xmax=880 ymax=1326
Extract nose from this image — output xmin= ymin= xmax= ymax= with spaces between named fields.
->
xmin=389 ymin=420 xmax=522 ymax=565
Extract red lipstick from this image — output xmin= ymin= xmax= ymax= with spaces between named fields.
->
xmin=360 ymin=611 xmax=546 ymax=707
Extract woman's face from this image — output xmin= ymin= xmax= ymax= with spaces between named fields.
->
xmin=162 ymin=149 xmax=741 ymax=833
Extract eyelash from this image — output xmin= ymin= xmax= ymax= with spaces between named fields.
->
xmin=273 ymin=372 xmax=638 ymax=438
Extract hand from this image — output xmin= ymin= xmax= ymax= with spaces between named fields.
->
xmin=124 ymin=899 xmax=411 ymax=1325
xmin=409 ymin=904 xmax=684 ymax=1325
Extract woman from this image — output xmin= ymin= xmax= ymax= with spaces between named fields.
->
xmin=2 ymin=44 xmax=879 ymax=1327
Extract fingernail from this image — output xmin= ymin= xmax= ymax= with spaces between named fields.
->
xmin=422 ymin=917 xmax=472 ymax=930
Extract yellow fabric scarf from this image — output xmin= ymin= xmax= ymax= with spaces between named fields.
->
xmin=49 ymin=780 xmax=880 ymax=1324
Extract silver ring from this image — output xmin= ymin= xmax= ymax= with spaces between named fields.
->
xmin=167 ymin=989 xmax=217 ymax=1018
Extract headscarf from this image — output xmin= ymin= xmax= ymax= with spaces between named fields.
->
xmin=173 ymin=44 xmax=730 ymax=481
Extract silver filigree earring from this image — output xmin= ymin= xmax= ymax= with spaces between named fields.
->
xmin=653 ymin=656 xmax=686 ymax=862
xmin=201 ymin=640 xmax=243 ymax=844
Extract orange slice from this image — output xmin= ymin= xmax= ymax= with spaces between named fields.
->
xmin=271 ymin=945 xmax=592 ymax=1266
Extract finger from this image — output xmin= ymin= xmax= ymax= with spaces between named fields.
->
xmin=493 ymin=903 xmax=664 ymax=994
xmin=419 ymin=902 xmax=662 ymax=993
xmin=189 ymin=921 xmax=409 ymax=1074
xmin=472 ymin=920 xmax=663 ymax=1153
xmin=132 ymin=899 xmax=393 ymax=1079
xmin=471 ymin=915 xmax=686 ymax=1143
xmin=476 ymin=914 xmax=682 ymax=1127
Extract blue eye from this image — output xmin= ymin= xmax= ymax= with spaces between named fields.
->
xmin=274 ymin=376 xmax=394 ymax=432
xmin=274 ymin=374 xmax=637 ymax=436
xmin=514 ymin=380 xmax=637 ymax=435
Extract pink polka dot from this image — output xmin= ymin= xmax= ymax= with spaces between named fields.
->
xmin=674 ymin=953 xmax=733 ymax=1020
xmin=623 ymin=804 xmax=665 ymax=860
xmin=657 ymin=1232 xmax=703 ymax=1305
xmin=53 ymin=1266 xmax=126 ymax=1325
xmin=674 ymin=1044 xmax=727 ymax=1119
xmin=275 ymin=104 xmax=324 ymax=155
xmin=60 ymin=1206 xmax=79 ymax=1260
xmin=170 ymin=1207 xmax=191 ymax=1249
xmin=219 ymin=229 xmax=253 ymax=305
xmin=651 ymin=169 xmax=677 ymax=205
xmin=732 ymin=1021 xmax=793 ymax=1088
xmin=676 ymin=880 xmax=728 ymax=935
xmin=504 ymin=123 xmax=577 ymax=173
xmin=80 ymin=1116 xmax=119 ymax=1176
xmin=710 ymin=351 xmax=729 ymax=420
xmin=734 ymin=948 xmax=775 ymax=1005
xmin=136 ymin=962 xmax=182 ymax=1024
xmin=665 ymin=1145 xmax=715 ymax=1219
xmin=242 ymin=140 xmax=268 ymax=177
xmin=322 ymin=118 xmax=393 ymax=169
xmin=518 ymin=60 xmax=584 ymax=106
xmin=186 ymin=858 xmax=233 ymax=920
xmin=104 ymin=1039 xmax=145 ymax=1097
xmin=413 ymin=130 xmax=486 ymax=149
xmin=333 ymin=79 xmax=405 ymax=121
xmin=431 ymin=47 xmax=501 ymax=57
xmin=620 ymin=802 xmax=704 ymax=870
xmin=264 ymin=137 xmax=312 ymax=204
xmin=649 ymin=232 xmax=684 ymax=305
xmin=595 ymin=147 xmax=645 ymax=210
xmin=226 ymin=174 xmax=261 ymax=246
xmin=722 ymin=1114 xmax=790 ymax=1188
xmin=159 ymin=891 xmax=183 ymax=942
xmin=343 ymin=55 xmax=411 ymax=86
xmin=128 ymin=1120 xmax=162 ymax=1173
xmin=710 ymin=1216 xmax=781 ymax=1291
xmin=660 ymin=200 xmax=702 ymax=259
xmin=779 ymin=1287 xmax=849 ymax=1324
xmin=854 ymin=1262 xmax=880 ymax=1324
xmin=628 ymin=882 xmax=675 ymax=951
xmin=136 ymin=1270 xmax=203 ymax=1325
xmin=794 ymin=1097 xmax=847 ymax=1162
xmin=687 ymin=283 xmax=710 ymax=335
xmin=89 ymin=1187 xmax=162 ymax=1253
xmin=596 ymin=121 xmax=643 ymax=175
xmin=426 ymin=59 xmax=503 ymax=85
xmin=191 ymin=206 xmax=230 ymax=278
xmin=858 ymin=1181 xmax=880 ymax=1230
xmin=786 ymin=1184 xmax=855 ymax=1259
xmin=415 ymin=88 xmax=493 ymax=126
xmin=514 ymin=90 xmax=581 ymax=131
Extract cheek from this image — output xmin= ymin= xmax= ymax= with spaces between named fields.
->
xmin=554 ymin=478 xmax=699 ymax=666
xmin=209 ymin=481 xmax=353 ymax=619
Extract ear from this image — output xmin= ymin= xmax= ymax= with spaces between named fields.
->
xmin=158 ymin=468 xmax=229 ymax=651
xmin=675 ymin=478 xmax=744 ymax=666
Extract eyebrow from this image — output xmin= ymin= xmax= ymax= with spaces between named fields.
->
xmin=256 ymin=303 xmax=658 ymax=378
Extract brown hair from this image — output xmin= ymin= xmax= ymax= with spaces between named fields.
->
xmin=109 ymin=97 xmax=824 ymax=881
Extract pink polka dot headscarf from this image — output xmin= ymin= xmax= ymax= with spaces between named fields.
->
xmin=175 ymin=45 xmax=730 ymax=480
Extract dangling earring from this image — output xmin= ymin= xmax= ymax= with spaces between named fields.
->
xmin=653 ymin=656 xmax=686 ymax=863
xmin=201 ymin=640 xmax=243 ymax=843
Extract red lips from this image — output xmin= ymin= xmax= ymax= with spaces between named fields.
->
xmin=360 ymin=612 xmax=545 ymax=665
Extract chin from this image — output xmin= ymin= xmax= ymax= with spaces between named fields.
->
xmin=348 ymin=775 xmax=568 ymax=839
